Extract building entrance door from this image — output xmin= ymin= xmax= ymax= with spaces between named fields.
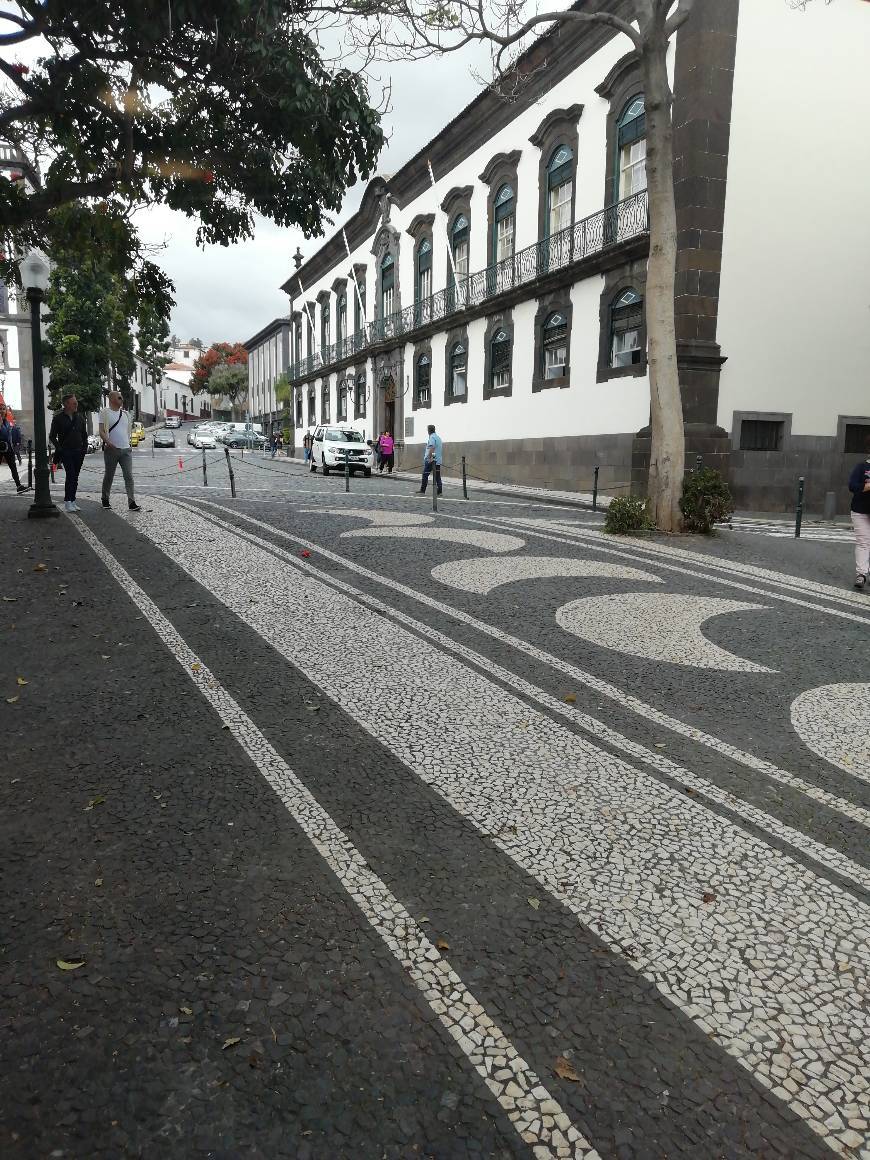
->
xmin=383 ymin=376 xmax=396 ymax=436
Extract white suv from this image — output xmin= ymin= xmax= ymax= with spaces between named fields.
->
xmin=310 ymin=426 xmax=374 ymax=476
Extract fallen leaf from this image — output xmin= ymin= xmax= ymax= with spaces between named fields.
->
xmin=222 ymin=1037 xmax=241 ymax=1050
xmin=554 ymin=1056 xmax=582 ymax=1082
xmin=101 ymin=655 xmax=111 ymax=660
xmin=654 ymin=743 xmax=666 ymax=749
xmin=191 ymin=663 xmax=201 ymax=672
xmin=180 ymin=1006 xmax=193 ymax=1015
xmin=702 ymin=892 xmax=716 ymax=904
xmin=562 ymin=693 xmax=576 ymax=704
xmin=16 ymin=677 xmax=27 ymax=686
xmin=56 ymin=959 xmax=85 ymax=971
xmin=300 ymin=550 xmax=311 ymax=558
xmin=83 ymin=795 xmax=106 ymax=811
xmin=2 ymin=596 xmax=16 ymax=602
xmin=528 ymin=897 xmax=541 ymax=910
xmin=6 ymin=696 xmax=19 ymax=704
xmin=33 ymin=563 xmax=48 ymax=572
xmin=94 ymin=878 xmax=103 ymax=887
xmin=435 ymin=939 xmax=450 ymax=952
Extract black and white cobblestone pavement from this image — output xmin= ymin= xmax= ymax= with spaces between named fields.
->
xmin=1 ymin=458 xmax=867 ymax=1160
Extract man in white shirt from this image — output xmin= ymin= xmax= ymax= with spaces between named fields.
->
xmin=99 ymin=391 xmax=141 ymax=511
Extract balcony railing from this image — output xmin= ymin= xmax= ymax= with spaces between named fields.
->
xmin=289 ymin=189 xmax=648 ymax=382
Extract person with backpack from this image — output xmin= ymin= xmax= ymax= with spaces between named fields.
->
xmin=49 ymin=393 xmax=88 ymax=512
xmin=0 ymin=404 xmax=28 ymax=494
xmin=848 ymin=451 xmax=870 ymax=591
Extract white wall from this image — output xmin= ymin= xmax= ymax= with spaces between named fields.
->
xmin=717 ymin=0 xmax=870 ymax=436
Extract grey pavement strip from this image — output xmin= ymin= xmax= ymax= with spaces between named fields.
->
xmin=193 ymin=497 xmax=870 ymax=831
xmin=67 ymin=514 xmax=599 ymax=1160
xmin=178 ymin=496 xmax=870 ymax=893
xmin=430 ymin=555 xmax=664 ymax=595
xmin=141 ymin=498 xmax=868 ymax=1154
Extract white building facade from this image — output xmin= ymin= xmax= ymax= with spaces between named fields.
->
xmin=274 ymin=0 xmax=870 ymax=513
xmin=243 ymin=318 xmax=290 ymax=437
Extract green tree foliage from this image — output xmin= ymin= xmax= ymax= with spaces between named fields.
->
xmin=0 ymin=1 xmax=383 ymax=267
xmin=190 ymin=342 xmax=247 ymax=395
xmin=137 ymin=297 xmax=172 ymax=408
xmin=208 ymin=363 xmax=249 ymax=417
xmin=274 ymin=373 xmax=293 ymax=408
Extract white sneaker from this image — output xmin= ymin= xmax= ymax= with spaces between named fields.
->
xmin=64 ymin=500 xmax=74 ymax=512
xmin=70 ymin=502 xmax=82 ymax=512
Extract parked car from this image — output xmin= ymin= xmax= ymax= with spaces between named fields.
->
xmin=309 ymin=426 xmax=374 ymax=476
xmin=223 ymin=430 xmax=267 ymax=449
xmin=132 ymin=421 xmax=145 ymax=441
xmin=164 ymin=416 xmax=182 ymax=429
xmin=130 ymin=428 xmax=142 ymax=447
xmin=191 ymin=431 xmax=217 ymax=449
xmin=153 ymin=430 xmax=176 ymax=448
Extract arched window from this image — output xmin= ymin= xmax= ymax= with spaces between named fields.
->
xmin=547 ymin=146 xmax=574 ymax=236
xmin=337 ymin=379 xmax=348 ymax=421
xmin=380 ymin=253 xmax=395 ymax=318
xmin=416 ymin=238 xmax=432 ymax=303
xmin=451 ymin=214 xmax=469 ymax=281
xmin=355 ymin=372 xmax=367 ymax=418
xmin=307 ymin=387 xmax=316 ymax=425
xmin=490 ymin=328 xmax=511 ymax=391
xmin=336 ymin=293 xmax=347 ymax=348
xmin=321 ymin=300 xmax=331 ymax=351
xmin=493 ymin=185 xmax=515 ymax=264
xmin=616 ymin=95 xmax=646 ymax=200
xmin=610 ymin=288 xmax=643 ymax=367
xmin=321 ymin=380 xmax=331 ymax=423
xmin=416 ymin=353 xmax=431 ymax=406
xmin=450 ymin=342 xmax=467 ymax=397
xmin=295 ymin=389 xmax=303 ymax=427
xmin=542 ymin=312 xmax=568 ymax=379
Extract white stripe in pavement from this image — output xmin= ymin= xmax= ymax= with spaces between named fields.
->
xmin=134 ymin=499 xmax=869 ymax=1153
xmin=67 ymin=514 xmax=598 ymax=1160
xmin=189 ymin=497 xmax=870 ymax=831
xmin=178 ymin=497 xmax=870 ymax=893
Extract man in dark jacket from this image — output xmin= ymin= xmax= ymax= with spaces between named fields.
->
xmin=848 ymin=454 xmax=870 ymax=591
xmin=49 ymin=393 xmax=88 ymax=512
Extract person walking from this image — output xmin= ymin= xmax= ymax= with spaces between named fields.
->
xmin=0 ymin=405 xmax=28 ymax=494
xmin=99 ymin=390 xmax=141 ymax=511
xmin=378 ymin=429 xmax=395 ymax=474
xmin=417 ymin=423 xmax=443 ymax=496
xmin=303 ymin=430 xmax=312 ymax=463
xmin=48 ymin=393 xmax=88 ymax=512
xmin=270 ymin=431 xmax=279 ymax=459
xmin=848 ymin=449 xmax=870 ymax=591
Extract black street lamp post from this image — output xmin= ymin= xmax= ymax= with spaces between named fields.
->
xmin=18 ymin=250 xmax=58 ymax=519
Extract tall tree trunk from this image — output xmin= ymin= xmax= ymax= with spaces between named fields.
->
xmin=641 ymin=13 xmax=685 ymax=532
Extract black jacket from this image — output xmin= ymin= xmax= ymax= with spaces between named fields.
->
xmin=848 ymin=459 xmax=870 ymax=515
xmin=49 ymin=411 xmax=87 ymax=454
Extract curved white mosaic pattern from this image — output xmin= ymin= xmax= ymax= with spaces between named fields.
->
xmin=299 ymin=507 xmax=434 ymax=527
xmin=341 ymin=526 xmax=525 ymax=554
xmin=791 ymin=683 xmax=870 ymax=782
xmin=556 ymin=593 xmax=775 ymax=672
xmin=431 ymin=555 xmax=664 ymax=594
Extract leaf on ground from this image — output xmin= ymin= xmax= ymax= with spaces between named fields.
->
xmin=6 ymin=696 xmax=19 ymax=704
xmin=56 ymin=959 xmax=85 ymax=971
xmin=16 ymin=677 xmax=27 ymax=685
xmin=94 ymin=878 xmax=103 ymax=887
xmin=2 ymin=596 xmax=16 ymax=602
xmin=191 ymin=662 xmax=201 ymax=672
xmin=180 ymin=1006 xmax=193 ymax=1015
xmin=222 ymin=1037 xmax=241 ymax=1050
xmin=300 ymin=550 xmax=311 ymax=558
xmin=702 ymin=891 xmax=716 ymax=904
xmin=435 ymin=939 xmax=450 ymax=952
xmin=553 ymin=1056 xmax=582 ymax=1082
xmin=562 ymin=693 xmax=576 ymax=704
xmin=528 ymin=897 xmax=541 ymax=910
xmin=33 ymin=563 xmax=48 ymax=572
xmin=654 ymin=743 xmax=666 ymax=749
xmin=101 ymin=655 xmax=111 ymax=660
xmin=83 ymin=795 xmax=106 ymax=811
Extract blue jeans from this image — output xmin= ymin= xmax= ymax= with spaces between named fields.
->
xmin=421 ymin=461 xmax=442 ymax=494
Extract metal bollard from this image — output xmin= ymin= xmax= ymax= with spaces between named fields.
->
xmin=696 ymin=454 xmax=703 ymax=473
xmin=224 ymin=448 xmax=236 ymax=498
xmin=202 ymin=447 xmax=208 ymax=486
xmin=27 ymin=439 xmax=33 ymax=489
xmin=50 ymin=459 xmax=55 ymax=484
xmin=345 ymin=450 xmax=350 ymax=493
xmin=462 ymin=455 xmax=468 ymax=500
xmin=151 ymin=437 xmax=155 ymax=458
xmin=432 ymin=465 xmax=438 ymax=513
xmin=592 ymin=465 xmax=600 ymax=512
xmin=795 ymin=476 xmax=805 ymax=539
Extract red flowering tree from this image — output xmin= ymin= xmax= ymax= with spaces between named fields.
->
xmin=190 ymin=342 xmax=248 ymax=395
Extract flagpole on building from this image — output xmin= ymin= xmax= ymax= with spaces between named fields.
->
xmin=296 ymin=276 xmax=318 ymax=365
xmin=342 ymin=229 xmax=366 ymax=329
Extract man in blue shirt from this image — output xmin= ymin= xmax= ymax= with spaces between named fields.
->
xmin=417 ymin=423 xmax=443 ymax=496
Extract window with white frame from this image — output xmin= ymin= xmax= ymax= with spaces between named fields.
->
xmin=450 ymin=342 xmax=467 ymax=397
xmin=337 ymin=380 xmax=348 ymax=420
xmin=416 ymin=353 xmax=431 ymax=405
xmin=321 ymin=381 xmax=330 ymax=422
xmin=542 ymin=312 xmax=568 ymax=379
xmin=610 ymin=288 xmax=643 ymax=368
xmin=547 ymin=146 xmax=573 ymax=236
xmin=416 ymin=238 xmax=432 ymax=302
xmin=380 ymin=253 xmax=395 ymax=318
xmin=617 ymin=95 xmax=647 ymax=200
xmin=490 ymin=328 xmax=511 ymax=390
xmin=355 ymin=372 xmax=366 ymax=418
xmin=337 ymin=294 xmax=347 ymax=347
xmin=451 ymin=214 xmax=469 ymax=279
xmin=321 ymin=301 xmax=331 ymax=351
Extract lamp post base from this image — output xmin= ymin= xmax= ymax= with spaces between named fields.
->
xmin=28 ymin=502 xmax=60 ymax=519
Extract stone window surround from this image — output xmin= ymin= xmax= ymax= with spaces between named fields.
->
xmin=596 ymin=259 xmax=648 ymax=383
xmin=730 ymin=410 xmax=793 ymax=452
xmin=838 ymin=414 xmax=870 ymax=454
xmin=354 ymin=366 xmax=367 ymax=419
xmin=321 ymin=377 xmax=331 ymax=424
xmin=595 ymin=51 xmax=644 ymax=209
xmin=479 ymin=151 xmax=521 ymax=266
xmin=316 ymin=288 xmax=331 ymax=352
xmin=482 ymin=310 xmax=514 ymax=401
xmin=529 ymin=105 xmax=583 ymax=242
xmin=351 ymin=264 xmax=367 ymax=332
xmin=532 ymin=291 xmax=573 ymax=394
xmin=307 ymin=384 xmax=316 ymax=425
xmin=371 ymin=224 xmax=401 ymax=322
xmin=444 ymin=324 xmax=470 ymax=407
xmin=332 ymin=277 xmax=348 ymax=343
xmin=305 ymin=301 xmax=316 ymax=357
xmin=413 ymin=340 xmax=433 ymax=412
xmin=440 ymin=186 xmax=473 ymax=283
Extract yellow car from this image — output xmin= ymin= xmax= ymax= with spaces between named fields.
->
xmin=131 ymin=421 xmax=144 ymax=446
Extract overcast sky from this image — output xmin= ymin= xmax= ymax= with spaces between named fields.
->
xmin=135 ymin=45 xmax=494 ymax=348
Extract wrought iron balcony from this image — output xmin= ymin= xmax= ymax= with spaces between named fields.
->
xmin=288 ymin=189 xmax=648 ymax=383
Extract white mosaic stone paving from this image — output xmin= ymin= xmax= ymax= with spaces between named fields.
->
xmin=431 ymin=555 xmax=663 ymax=594
xmin=196 ymin=497 xmax=870 ymax=831
xmin=135 ymin=499 xmax=870 ymax=1155
xmin=791 ymin=684 xmax=870 ymax=783
xmin=555 ymin=593 xmax=775 ymax=672
xmin=298 ymin=507 xmax=435 ymax=527
xmin=70 ymin=514 xmax=599 ymax=1160
xmin=340 ymin=525 xmax=525 ymax=553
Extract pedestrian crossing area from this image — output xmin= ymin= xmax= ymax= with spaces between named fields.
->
xmin=729 ymin=516 xmax=853 ymax=542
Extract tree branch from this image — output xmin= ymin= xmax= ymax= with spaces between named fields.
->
xmin=664 ymin=0 xmax=697 ymax=38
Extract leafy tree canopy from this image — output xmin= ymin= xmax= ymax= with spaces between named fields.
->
xmin=190 ymin=341 xmax=247 ymax=395
xmin=208 ymin=362 xmax=248 ymax=411
xmin=0 ymin=0 xmax=384 ymax=266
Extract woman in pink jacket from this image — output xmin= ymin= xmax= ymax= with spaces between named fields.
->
xmin=378 ymin=430 xmax=395 ymax=474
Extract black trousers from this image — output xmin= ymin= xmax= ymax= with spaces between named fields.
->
xmin=60 ymin=450 xmax=85 ymax=501
xmin=2 ymin=449 xmax=21 ymax=488
xmin=379 ymin=453 xmax=394 ymax=473
xmin=421 ymin=461 xmax=442 ymax=494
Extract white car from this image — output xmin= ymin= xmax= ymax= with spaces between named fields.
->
xmin=191 ymin=431 xmax=217 ymax=449
xmin=310 ymin=426 xmax=374 ymax=476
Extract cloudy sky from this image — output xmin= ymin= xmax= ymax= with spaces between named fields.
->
xmin=135 ymin=44 xmax=494 ymax=348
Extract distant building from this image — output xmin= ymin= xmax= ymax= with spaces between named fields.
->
xmin=242 ymin=319 xmax=290 ymax=434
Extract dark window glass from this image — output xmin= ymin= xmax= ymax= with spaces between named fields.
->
xmin=490 ymin=328 xmax=510 ymax=390
xmin=610 ymin=287 xmax=644 ymax=368
xmin=307 ymin=390 xmax=315 ymax=424
xmin=450 ymin=342 xmax=467 ymax=397
xmin=844 ymin=424 xmax=870 ymax=454
xmin=355 ymin=372 xmax=366 ymax=418
xmin=337 ymin=381 xmax=348 ymax=421
xmin=542 ymin=312 xmax=568 ymax=379
xmin=740 ymin=419 xmax=784 ymax=452
xmin=321 ymin=383 xmax=330 ymax=423
xmin=416 ymin=354 xmax=431 ymax=405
